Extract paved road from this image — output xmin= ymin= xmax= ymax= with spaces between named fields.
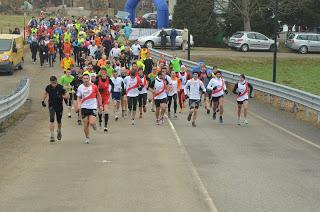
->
xmin=0 ymin=55 xmax=320 ymax=212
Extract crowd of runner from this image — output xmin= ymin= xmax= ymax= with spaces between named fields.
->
xmin=32 ymin=14 xmax=253 ymax=143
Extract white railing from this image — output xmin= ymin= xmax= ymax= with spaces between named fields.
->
xmin=0 ymin=78 xmax=30 ymax=123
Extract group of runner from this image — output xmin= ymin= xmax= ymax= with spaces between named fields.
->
xmin=35 ymin=14 xmax=253 ymax=143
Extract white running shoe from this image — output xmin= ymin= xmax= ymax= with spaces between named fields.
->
xmin=85 ymin=138 xmax=90 ymax=144
xmin=68 ymin=113 xmax=71 ymax=118
xmin=237 ymin=119 xmax=241 ymax=125
xmin=131 ymin=120 xmax=135 ymax=125
xmin=244 ymin=119 xmax=248 ymax=125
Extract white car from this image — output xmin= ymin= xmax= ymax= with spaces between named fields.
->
xmin=138 ymin=28 xmax=194 ymax=49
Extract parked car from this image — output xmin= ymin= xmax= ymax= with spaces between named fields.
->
xmin=137 ymin=28 xmax=194 ymax=49
xmin=228 ymin=31 xmax=277 ymax=52
xmin=0 ymin=34 xmax=24 ymax=75
xmin=285 ymin=32 xmax=320 ymax=54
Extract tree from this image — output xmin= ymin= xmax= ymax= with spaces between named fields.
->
xmin=173 ymin=0 xmax=219 ymax=46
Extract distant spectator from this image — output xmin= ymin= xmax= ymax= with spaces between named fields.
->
xmin=170 ymin=28 xmax=178 ymax=51
xmin=160 ymin=28 xmax=167 ymax=50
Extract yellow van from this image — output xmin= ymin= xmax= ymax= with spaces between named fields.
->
xmin=0 ymin=34 xmax=24 ymax=75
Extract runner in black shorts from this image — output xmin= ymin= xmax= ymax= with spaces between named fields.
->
xmin=42 ymin=76 xmax=69 ymax=142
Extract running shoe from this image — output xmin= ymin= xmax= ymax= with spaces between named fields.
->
xmin=156 ymin=119 xmax=160 ymax=125
xmin=192 ymin=122 xmax=196 ymax=127
xmin=104 ymin=127 xmax=108 ymax=132
xmin=168 ymin=112 xmax=171 ymax=118
xmin=92 ymin=124 xmax=97 ymax=131
xmin=85 ymin=138 xmax=90 ymax=144
xmin=50 ymin=136 xmax=55 ymax=142
xmin=219 ymin=116 xmax=223 ymax=124
xmin=244 ymin=119 xmax=248 ymax=125
xmin=237 ymin=119 xmax=241 ymax=126
xmin=174 ymin=113 xmax=178 ymax=118
xmin=77 ymin=120 xmax=82 ymax=125
xmin=99 ymin=121 xmax=102 ymax=127
xmin=187 ymin=113 xmax=192 ymax=122
xmin=151 ymin=108 xmax=155 ymax=112
xmin=212 ymin=112 xmax=216 ymax=120
xmin=115 ymin=116 xmax=119 ymax=122
xmin=68 ymin=113 xmax=71 ymax=118
xmin=207 ymin=109 xmax=210 ymax=114
xmin=160 ymin=117 xmax=164 ymax=124
xmin=139 ymin=113 xmax=143 ymax=119
xmin=131 ymin=120 xmax=135 ymax=125
xmin=57 ymin=130 xmax=62 ymax=141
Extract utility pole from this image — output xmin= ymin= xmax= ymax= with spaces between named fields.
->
xmin=272 ymin=0 xmax=278 ymax=83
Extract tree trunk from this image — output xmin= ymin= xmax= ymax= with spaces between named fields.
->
xmin=242 ymin=0 xmax=252 ymax=31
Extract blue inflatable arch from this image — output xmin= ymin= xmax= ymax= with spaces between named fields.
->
xmin=124 ymin=0 xmax=169 ymax=29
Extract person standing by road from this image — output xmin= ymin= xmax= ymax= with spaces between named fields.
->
xmin=159 ymin=28 xmax=167 ymax=50
xmin=42 ymin=76 xmax=69 ymax=142
xmin=182 ymin=28 xmax=188 ymax=52
xmin=170 ymin=28 xmax=178 ymax=51
xmin=233 ymin=74 xmax=254 ymax=125
xmin=76 ymin=72 xmax=103 ymax=144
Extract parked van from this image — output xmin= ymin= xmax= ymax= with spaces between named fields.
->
xmin=286 ymin=32 xmax=320 ymax=54
xmin=0 ymin=34 xmax=24 ymax=75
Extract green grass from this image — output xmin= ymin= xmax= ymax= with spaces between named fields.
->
xmin=193 ymin=56 xmax=320 ymax=95
xmin=0 ymin=15 xmax=32 ymax=34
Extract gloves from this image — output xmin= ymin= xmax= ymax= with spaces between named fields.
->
xmin=224 ymin=90 xmax=229 ymax=95
xmin=212 ymin=86 xmax=217 ymax=90
xmin=41 ymin=101 xmax=46 ymax=108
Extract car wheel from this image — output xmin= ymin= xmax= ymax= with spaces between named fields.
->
xmin=145 ymin=41 xmax=154 ymax=49
xmin=241 ymin=44 xmax=249 ymax=52
xmin=8 ymin=64 xmax=14 ymax=75
xmin=299 ymin=46 xmax=308 ymax=54
xmin=269 ymin=44 xmax=276 ymax=52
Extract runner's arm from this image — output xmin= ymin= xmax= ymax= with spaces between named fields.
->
xmin=200 ymin=81 xmax=206 ymax=93
xmin=233 ymin=83 xmax=239 ymax=94
xmin=248 ymin=83 xmax=254 ymax=97
xmin=207 ymin=79 xmax=216 ymax=90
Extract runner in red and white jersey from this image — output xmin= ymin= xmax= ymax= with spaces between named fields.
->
xmin=76 ymin=73 xmax=102 ymax=144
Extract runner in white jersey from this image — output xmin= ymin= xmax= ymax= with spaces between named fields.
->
xmin=76 ymin=73 xmax=102 ymax=144
xmin=184 ymin=70 xmax=206 ymax=127
xmin=138 ymin=67 xmax=148 ymax=119
xmin=109 ymin=42 xmax=121 ymax=60
xmin=167 ymin=70 xmax=180 ymax=118
xmin=233 ymin=74 xmax=253 ymax=125
xmin=207 ymin=70 xmax=228 ymax=124
xmin=110 ymin=69 xmax=124 ymax=121
xmin=149 ymin=68 xmax=171 ymax=125
xmin=123 ymin=70 xmax=142 ymax=125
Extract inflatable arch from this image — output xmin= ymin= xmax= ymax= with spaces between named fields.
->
xmin=124 ymin=0 xmax=169 ymax=29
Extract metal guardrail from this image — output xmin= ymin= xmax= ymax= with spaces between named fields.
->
xmin=150 ymin=48 xmax=320 ymax=113
xmin=0 ymin=78 xmax=30 ymax=123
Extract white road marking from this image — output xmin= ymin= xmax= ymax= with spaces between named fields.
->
xmin=96 ymin=160 xmax=112 ymax=163
xmin=166 ymin=116 xmax=219 ymax=212
xmin=226 ymin=98 xmax=320 ymax=150
xmin=249 ymin=111 xmax=320 ymax=150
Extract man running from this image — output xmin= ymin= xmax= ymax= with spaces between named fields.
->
xmin=149 ymin=69 xmax=171 ymax=125
xmin=95 ymin=68 xmax=111 ymax=132
xmin=110 ymin=69 xmax=124 ymax=121
xmin=123 ymin=70 xmax=142 ymax=125
xmin=233 ymin=74 xmax=253 ymax=125
xmin=207 ymin=70 xmax=228 ymax=124
xmin=138 ymin=67 xmax=148 ymax=119
xmin=42 ymin=76 xmax=69 ymax=142
xmin=167 ymin=70 xmax=180 ymax=118
xmin=76 ymin=73 xmax=103 ymax=144
xmin=178 ymin=65 xmax=190 ymax=113
xmin=184 ymin=70 xmax=206 ymax=127
xmin=59 ymin=68 xmax=75 ymax=118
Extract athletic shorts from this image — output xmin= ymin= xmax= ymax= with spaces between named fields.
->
xmin=112 ymin=92 xmax=121 ymax=101
xmin=189 ymin=99 xmax=200 ymax=109
xmin=154 ymin=98 xmax=167 ymax=108
xmin=237 ymin=99 xmax=248 ymax=105
xmin=49 ymin=107 xmax=63 ymax=124
xmin=81 ymin=108 xmax=97 ymax=119
xmin=212 ymin=95 xmax=224 ymax=102
xmin=102 ymin=95 xmax=110 ymax=105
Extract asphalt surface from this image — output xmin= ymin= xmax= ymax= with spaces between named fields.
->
xmin=0 ymin=52 xmax=320 ymax=212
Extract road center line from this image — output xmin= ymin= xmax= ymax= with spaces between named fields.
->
xmin=225 ymin=98 xmax=320 ymax=150
xmin=166 ymin=116 xmax=219 ymax=212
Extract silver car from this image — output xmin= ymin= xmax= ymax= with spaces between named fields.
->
xmin=137 ymin=28 xmax=194 ymax=49
xmin=228 ymin=31 xmax=276 ymax=52
xmin=286 ymin=33 xmax=320 ymax=54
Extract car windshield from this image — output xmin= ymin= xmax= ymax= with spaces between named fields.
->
xmin=0 ymin=39 xmax=12 ymax=51
xmin=232 ymin=32 xmax=244 ymax=38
